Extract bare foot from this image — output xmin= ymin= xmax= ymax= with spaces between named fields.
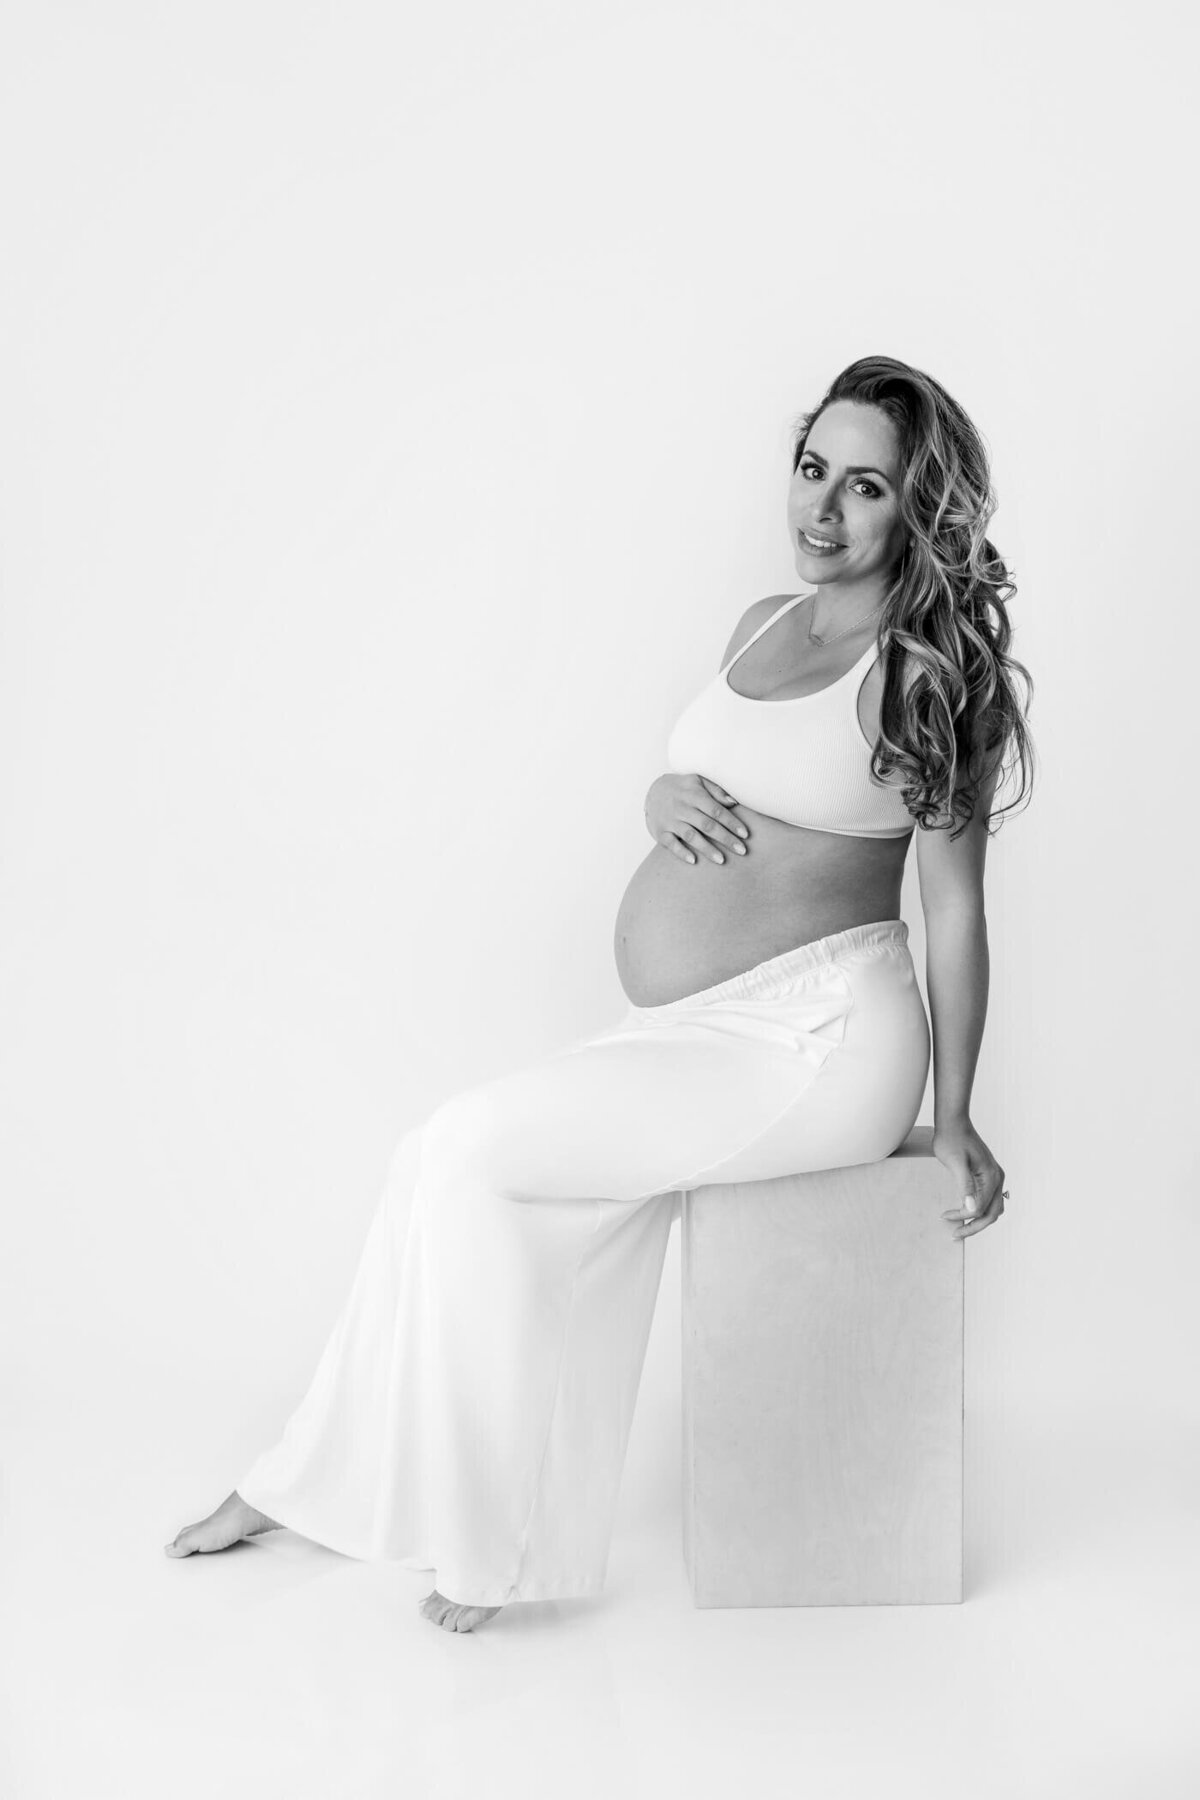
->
xmin=418 ymin=1588 xmax=503 ymax=1633
xmin=164 ymin=1490 xmax=281 ymax=1557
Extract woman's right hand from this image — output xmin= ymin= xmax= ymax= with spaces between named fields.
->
xmin=644 ymin=773 xmax=750 ymax=865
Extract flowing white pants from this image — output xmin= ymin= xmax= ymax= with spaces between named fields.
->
xmin=238 ymin=918 xmax=930 ymax=1606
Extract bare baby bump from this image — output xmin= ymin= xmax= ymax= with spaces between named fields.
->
xmin=612 ymin=805 xmax=907 ymax=1008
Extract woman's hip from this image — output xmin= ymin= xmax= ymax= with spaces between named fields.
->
xmin=614 ymin=918 xmax=930 ymax=1175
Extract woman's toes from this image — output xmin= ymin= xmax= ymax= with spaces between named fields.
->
xmin=163 ymin=1493 xmax=280 ymax=1559
xmin=418 ymin=1590 xmax=502 ymax=1632
xmin=450 ymin=1604 xmax=501 ymax=1632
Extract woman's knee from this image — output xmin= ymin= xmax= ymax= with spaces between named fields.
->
xmin=421 ymin=1082 xmax=514 ymax=1186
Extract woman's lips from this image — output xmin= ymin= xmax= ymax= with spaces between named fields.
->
xmin=799 ymin=529 xmax=845 ymax=556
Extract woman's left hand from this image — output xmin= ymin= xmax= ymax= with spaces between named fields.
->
xmin=932 ymin=1119 xmax=1007 ymax=1240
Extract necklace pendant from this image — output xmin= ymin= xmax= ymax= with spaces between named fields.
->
xmin=807 ymin=596 xmax=884 ymax=647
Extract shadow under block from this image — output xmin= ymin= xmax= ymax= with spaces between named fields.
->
xmin=680 ymin=1127 xmax=963 ymax=1608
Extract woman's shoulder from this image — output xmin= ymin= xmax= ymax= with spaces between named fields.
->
xmin=717 ymin=591 xmax=807 ymax=668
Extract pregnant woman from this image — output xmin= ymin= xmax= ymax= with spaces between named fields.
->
xmin=165 ymin=353 xmax=1034 ymax=1633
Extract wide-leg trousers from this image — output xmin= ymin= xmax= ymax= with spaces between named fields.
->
xmin=238 ymin=917 xmax=930 ymax=1606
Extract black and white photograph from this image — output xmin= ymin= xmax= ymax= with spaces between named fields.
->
xmin=1 ymin=2 xmax=1196 ymax=1796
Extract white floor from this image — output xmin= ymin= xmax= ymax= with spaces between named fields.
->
xmin=3 ymin=1368 xmax=1198 ymax=1800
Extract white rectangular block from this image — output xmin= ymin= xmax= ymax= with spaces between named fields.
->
xmin=681 ymin=1127 xmax=963 ymax=1607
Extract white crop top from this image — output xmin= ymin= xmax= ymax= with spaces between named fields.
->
xmin=665 ymin=591 xmax=915 ymax=839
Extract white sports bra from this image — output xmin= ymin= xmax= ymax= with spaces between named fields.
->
xmin=665 ymin=591 xmax=915 ymax=839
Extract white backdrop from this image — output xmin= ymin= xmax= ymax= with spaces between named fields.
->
xmin=2 ymin=4 xmax=1198 ymax=1790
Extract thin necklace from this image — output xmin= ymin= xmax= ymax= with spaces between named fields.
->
xmin=807 ymin=593 xmax=885 ymax=647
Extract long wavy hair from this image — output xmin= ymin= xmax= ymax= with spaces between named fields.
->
xmin=791 ymin=355 xmax=1036 ymax=839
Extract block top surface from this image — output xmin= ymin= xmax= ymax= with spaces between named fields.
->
xmin=888 ymin=1125 xmax=934 ymax=1159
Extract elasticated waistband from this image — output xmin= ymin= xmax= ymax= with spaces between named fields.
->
xmin=631 ymin=918 xmax=910 ymax=1013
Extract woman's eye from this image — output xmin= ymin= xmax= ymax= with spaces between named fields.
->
xmin=800 ymin=463 xmax=879 ymax=499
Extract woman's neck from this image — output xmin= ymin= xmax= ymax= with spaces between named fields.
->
xmin=808 ymin=582 xmax=887 ymax=637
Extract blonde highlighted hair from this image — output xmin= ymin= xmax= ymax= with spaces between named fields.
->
xmin=791 ymin=355 xmax=1036 ymax=840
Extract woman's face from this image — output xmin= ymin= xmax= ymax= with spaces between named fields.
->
xmin=787 ymin=401 xmax=907 ymax=585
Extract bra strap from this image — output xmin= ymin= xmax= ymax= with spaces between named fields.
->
xmin=720 ymin=592 xmax=810 ymax=673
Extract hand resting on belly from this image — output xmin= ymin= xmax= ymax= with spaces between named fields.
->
xmin=614 ymin=771 xmax=910 ymax=1007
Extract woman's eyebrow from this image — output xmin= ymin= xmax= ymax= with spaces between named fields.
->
xmin=803 ymin=451 xmax=893 ymax=482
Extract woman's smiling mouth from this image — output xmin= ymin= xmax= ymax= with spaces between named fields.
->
xmin=799 ymin=528 xmax=845 ymax=555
